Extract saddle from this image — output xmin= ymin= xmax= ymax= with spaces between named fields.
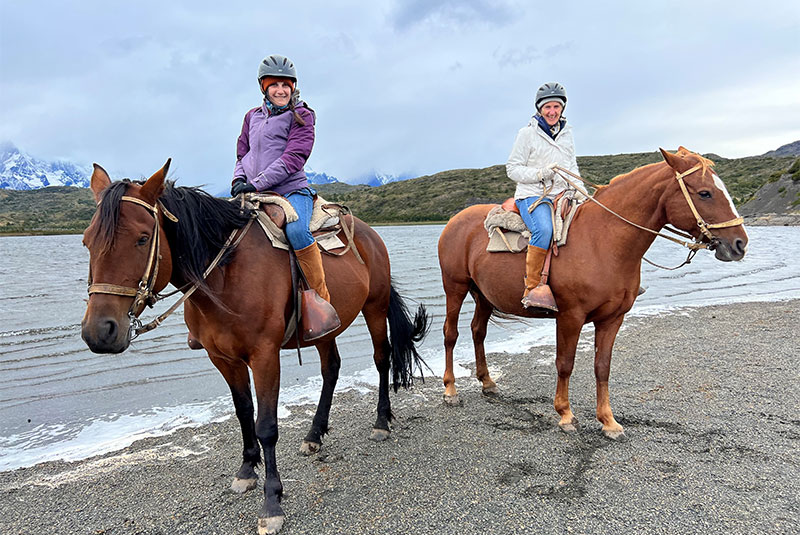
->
xmin=241 ymin=192 xmax=360 ymax=354
xmin=244 ymin=192 xmax=351 ymax=254
xmin=484 ymin=192 xmax=583 ymax=254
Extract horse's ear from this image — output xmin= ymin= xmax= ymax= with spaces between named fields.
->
xmin=90 ymin=163 xmax=112 ymax=204
xmin=659 ymin=148 xmax=682 ymax=171
xmin=139 ymin=158 xmax=171 ymax=203
xmin=677 ymin=146 xmax=691 ymax=155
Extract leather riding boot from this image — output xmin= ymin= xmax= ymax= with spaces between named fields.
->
xmin=295 ymin=242 xmax=341 ymax=341
xmin=521 ymin=245 xmax=559 ymax=313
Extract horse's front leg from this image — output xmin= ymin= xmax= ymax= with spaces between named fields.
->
xmin=554 ymin=315 xmax=583 ymax=431
xmin=300 ymin=340 xmax=341 ymax=454
xmin=208 ymin=354 xmax=260 ymax=493
xmin=250 ymin=347 xmax=285 ymax=535
xmin=593 ymin=316 xmax=626 ymax=439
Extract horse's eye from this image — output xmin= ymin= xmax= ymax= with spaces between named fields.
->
xmin=137 ymin=235 xmax=150 ymax=246
xmin=698 ymin=190 xmax=712 ymax=199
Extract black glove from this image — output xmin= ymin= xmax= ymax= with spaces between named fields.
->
xmin=231 ymin=179 xmax=257 ymax=196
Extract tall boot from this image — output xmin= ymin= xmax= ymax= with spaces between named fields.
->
xmin=295 ymin=242 xmax=341 ymax=341
xmin=521 ymin=245 xmax=559 ymax=313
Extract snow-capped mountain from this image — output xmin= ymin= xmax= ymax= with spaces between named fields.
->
xmin=354 ymin=171 xmax=415 ymax=187
xmin=0 ymin=142 xmax=91 ymax=190
xmin=305 ymin=168 xmax=339 ymax=185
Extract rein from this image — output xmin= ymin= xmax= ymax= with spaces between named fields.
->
xmin=552 ymin=164 xmax=743 ymax=270
xmin=87 ymin=195 xmax=256 ymax=339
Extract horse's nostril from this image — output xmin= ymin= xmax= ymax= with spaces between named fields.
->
xmin=104 ymin=319 xmax=118 ymax=341
xmin=734 ymin=238 xmax=746 ymax=255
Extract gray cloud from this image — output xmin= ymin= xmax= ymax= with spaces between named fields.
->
xmin=389 ymin=0 xmax=515 ymax=31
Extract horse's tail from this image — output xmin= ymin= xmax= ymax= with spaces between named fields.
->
xmin=387 ymin=284 xmax=431 ymax=392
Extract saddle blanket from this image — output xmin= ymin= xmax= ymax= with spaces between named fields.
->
xmin=245 ymin=194 xmax=347 ymax=252
xmin=484 ymin=194 xmax=582 ymax=253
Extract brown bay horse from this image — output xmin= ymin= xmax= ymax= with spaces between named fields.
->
xmin=81 ymin=161 xmax=429 ymax=534
xmin=438 ymin=147 xmax=748 ymax=439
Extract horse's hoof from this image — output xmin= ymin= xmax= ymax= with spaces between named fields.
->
xmin=299 ymin=440 xmax=320 ymax=456
xmin=482 ymin=385 xmax=498 ymax=396
xmin=258 ymin=515 xmax=285 ymax=535
xmin=559 ymin=417 xmax=579 ymax=433
xmin=369 ymin=428 xmax=391 ymax=442
xmin=230 ymin=477 xmax=258 ymax=493
xmin=443 ymin=393 xmax=460 ymax=406
xmin=603 ymin=428 xmax=626 ymax=441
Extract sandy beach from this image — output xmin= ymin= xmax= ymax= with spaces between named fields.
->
xmin=1 ymin=299 xmax=798 ymax=535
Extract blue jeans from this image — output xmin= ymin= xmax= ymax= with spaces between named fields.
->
xmin=515 ymin=196 xmax=553 ymax=249
xmin=284 ymin=187 xmax=316 ymax=250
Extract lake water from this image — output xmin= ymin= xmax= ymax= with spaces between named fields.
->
xmin=1 ymin=225 xmax=798 ymax=471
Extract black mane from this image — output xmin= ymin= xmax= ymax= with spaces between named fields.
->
xmin=86 ymin=179 xmax=254 ymax=292
xmin=159 ymin=182 xmax=254 ymax=288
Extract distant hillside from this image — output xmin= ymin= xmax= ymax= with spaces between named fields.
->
xmin=762 ymin=140 xmax=800 ymax=158
xmin=0 ymin=186 xmax=95 ymax=234
xmin=316 ymin=151 xmax=796 ymax=223
xmin=739 ymin=158 xmax=800 ymax=216
xmin=2 ymin=151 xmax=797 ymax=233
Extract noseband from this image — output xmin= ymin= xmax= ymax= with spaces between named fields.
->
xmin=87 ymin=196 xmax=177 ymax=337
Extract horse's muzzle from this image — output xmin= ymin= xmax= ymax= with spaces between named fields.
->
xmin=713 ymin=237 xmax=747 ymax=262
xmin=81 ymin=316 xmax=131 ymax=354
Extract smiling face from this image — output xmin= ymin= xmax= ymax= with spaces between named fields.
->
xmin=539 ymin=101 xmax=564 ymax=126
xmin=266 ymin=81 xmax=293 ymax=107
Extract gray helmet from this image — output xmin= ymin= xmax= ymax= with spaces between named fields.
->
xmin=257 ymin=54 xmax=297 ymax=83
xmin=535 ymin=82 xmax=567 ymax=110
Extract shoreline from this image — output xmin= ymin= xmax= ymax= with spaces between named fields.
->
xmin=1 ymin=215 xmax=798 ymax=237
xmin=1 ymin=299 xmax=798 ymax=534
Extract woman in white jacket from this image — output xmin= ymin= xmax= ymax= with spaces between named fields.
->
xmin=506 ymin=82 xmax=582 ymax=312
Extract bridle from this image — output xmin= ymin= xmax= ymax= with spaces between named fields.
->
xmin=553 ymin=163 xmax=744 ymax=269
xmin=672 ymin=163 xmax=744 ymax=243
xmin=86 ymin=194 xmax=255 ymax=339
xmin=87 ymin=195 xmax=177 ymax=336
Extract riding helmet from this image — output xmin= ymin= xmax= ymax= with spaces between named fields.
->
xmin=536 ymin=82 xmax=567 ymax=110
xmin=258 ymin=55 xmax=297 ymax=84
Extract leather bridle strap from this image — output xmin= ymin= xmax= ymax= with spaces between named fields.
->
xmin=673 ymin=164 xmax=744 ymax=241
xmin=88 ymin=196 xmax=163 ymax=311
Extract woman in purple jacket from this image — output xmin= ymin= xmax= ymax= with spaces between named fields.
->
xmin=231 ymin=55 xmax=338 ymax=328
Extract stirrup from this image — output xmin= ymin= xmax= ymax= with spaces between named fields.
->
xmin=521 ymin=283 xmax=559 ymax=313
xmin=301 ymin=289 xmax=341 ymax=341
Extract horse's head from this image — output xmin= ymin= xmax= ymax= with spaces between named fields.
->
xmin=659 ymin=147 xmax=748 ymax=261
xmin=81 ymin=160 xmax=174 ymax=353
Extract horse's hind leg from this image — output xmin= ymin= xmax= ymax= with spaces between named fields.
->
xmin=442 ymin=279 xmax=470 ymax=405
xmin=594 ymin=316 xmax=626 ymax=439
xmin=362 ymin=301 xmax=393 ymax=441
xmin=300 ymin=339 xmax=341 ymax=455
xmin=471 ymin=291 xmax=497 ymax=395
xmin=209 ymin=354 xmax=260 ymax=493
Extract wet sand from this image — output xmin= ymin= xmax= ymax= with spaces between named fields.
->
xmin=1 ymin=299 xmax=798 ymax=535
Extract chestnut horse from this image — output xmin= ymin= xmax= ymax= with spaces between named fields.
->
xmin=81 ymin=161 xmax=429 ymax=534
xmin=438 ymin=147 xmax=748 ymax=438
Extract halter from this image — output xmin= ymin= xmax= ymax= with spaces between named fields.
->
xmin=552 ymin=163 xmax=744 ymax=269
xmin=87 ymin=196 xmax=178 ymax=336
xmin=673 ymin=163 xmax=744 ymax=243
xmin=87 ymin=194 xmax=256 ymax=340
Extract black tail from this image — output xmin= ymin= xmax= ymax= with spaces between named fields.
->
xmin=387 ymin=284 xmax=431 ymax=392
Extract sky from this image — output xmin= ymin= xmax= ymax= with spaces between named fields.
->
xmin=2 ymin=1 xmax=799 ymax=192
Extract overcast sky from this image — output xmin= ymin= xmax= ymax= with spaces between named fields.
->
xmin=2 ymin=1 xmax=799 ymax=192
